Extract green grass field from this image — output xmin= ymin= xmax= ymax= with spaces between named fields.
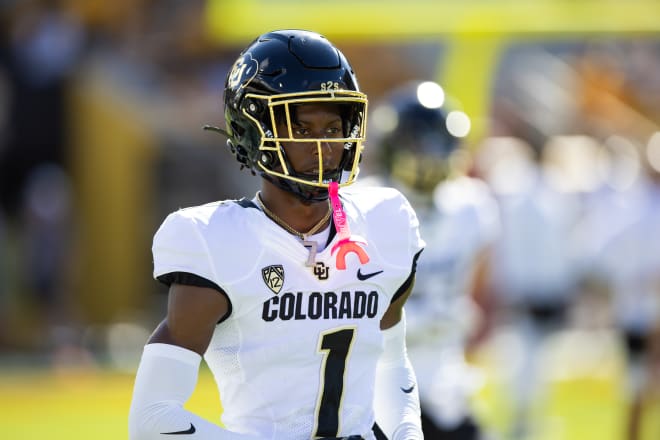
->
xmin=0 ymin=366 xmax=221 ymax=440
xmin=1 ymin=332 xmax=658 ymax=440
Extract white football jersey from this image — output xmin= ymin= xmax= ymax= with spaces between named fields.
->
xmin=591 ymin=180 xmax=660 ymax=333
xmin=152 ymin=186 xmax=424 ymax=439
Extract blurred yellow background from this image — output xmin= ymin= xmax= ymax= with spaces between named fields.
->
xmin=1 ymin=1 xmax=660 ymax=439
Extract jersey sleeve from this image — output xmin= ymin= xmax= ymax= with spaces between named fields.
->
xmin=152 ymin=211 xmax=216 ymax=285
xmin=347 ymin=186 xmax=426 ymax=269
xmin=402 ymin=193 xmax=426 ymax=261
xmin=379 ymin=188 xmax=426 ymax=266
xmin=393 ymin=192 xmax=425 ymax=299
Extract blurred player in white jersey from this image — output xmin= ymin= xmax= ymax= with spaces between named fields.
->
xmin=365 ymin=81 xmax=500 ymax=439
xmin=476 ymin=136 xmax=583 ymax=439
xmin=580 ymin=134 xmax=660 ymax=439
xmin=128 ymin=30 xmax=426 ymax=440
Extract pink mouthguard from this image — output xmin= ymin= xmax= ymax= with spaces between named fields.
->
xmin=328 ymin=182 xmax=370 ymax=270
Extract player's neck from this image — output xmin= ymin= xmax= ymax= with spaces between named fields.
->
xmin=259 ymin=185 xmax=331 ymax=235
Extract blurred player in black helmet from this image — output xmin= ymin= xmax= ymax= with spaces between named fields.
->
xmin=365 ymin=80 xmax=500 ymax=440
xmin=129 ymin=30 xmax=425 ymax=440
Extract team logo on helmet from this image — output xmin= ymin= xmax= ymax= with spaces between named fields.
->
xmin=227 ymin=54 xmax=259 ymax=90
xmin=262 ymin=264 xmax=284 ymax=294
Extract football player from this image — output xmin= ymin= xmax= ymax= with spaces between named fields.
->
xmin=128 ymin=30 xmax=425 ymax=440
xmin=579 ymin=134 xmax=660 ymax=439
xmin=365 ymin=81 xmax=500 ymax=439
xmin=476 ymin=136 xmax=583 ymax=439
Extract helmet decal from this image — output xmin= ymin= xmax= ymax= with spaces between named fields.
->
xmin=227 ymin=54 xmax=259 ymax=91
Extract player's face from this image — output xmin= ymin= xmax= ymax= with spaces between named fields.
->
xmin=275 ymin=103 xmax=345 ymax=178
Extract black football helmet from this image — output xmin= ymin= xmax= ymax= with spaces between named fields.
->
xmin=370 ymin=81 xmax=470 ymax=194
xmin=221 ymin=30 xmax=367 ymax=201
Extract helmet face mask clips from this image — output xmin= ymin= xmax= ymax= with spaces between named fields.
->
xmin=220 ymin=30 xmax=368 ymax=201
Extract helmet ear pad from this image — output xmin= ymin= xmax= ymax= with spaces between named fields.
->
xmin=226 ymin=139 xmax=251 ymax=171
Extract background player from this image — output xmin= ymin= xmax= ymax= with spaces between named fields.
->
xmin=365 ymin=80 xmax=501 ymax=439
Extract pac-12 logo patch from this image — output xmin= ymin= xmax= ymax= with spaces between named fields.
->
xmin=262 ymin=265 xmax=284 ymax=294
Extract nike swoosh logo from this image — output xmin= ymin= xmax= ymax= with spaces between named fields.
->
xmin=161 ymin=423 xmax=196 ymax=435
xmin=357 ymin=268 xmax=383 ymax=281
xmin=401 ymin=384 xmax=416 ymax=394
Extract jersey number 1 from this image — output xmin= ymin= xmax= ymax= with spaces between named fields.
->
xmin=314 ymin=327 xmax=356 ymax=438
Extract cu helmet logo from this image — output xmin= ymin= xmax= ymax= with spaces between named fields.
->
xmin=227 ymin=54 xmax=259 ymax=90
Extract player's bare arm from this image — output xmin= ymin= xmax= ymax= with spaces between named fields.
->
xmin=129 ymin=281 xmax=259 ymax=440
xmin=380 ymin=276 xmax=415 ymax=330
xmin=148 ymin=284 xmax=229 ymax=355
